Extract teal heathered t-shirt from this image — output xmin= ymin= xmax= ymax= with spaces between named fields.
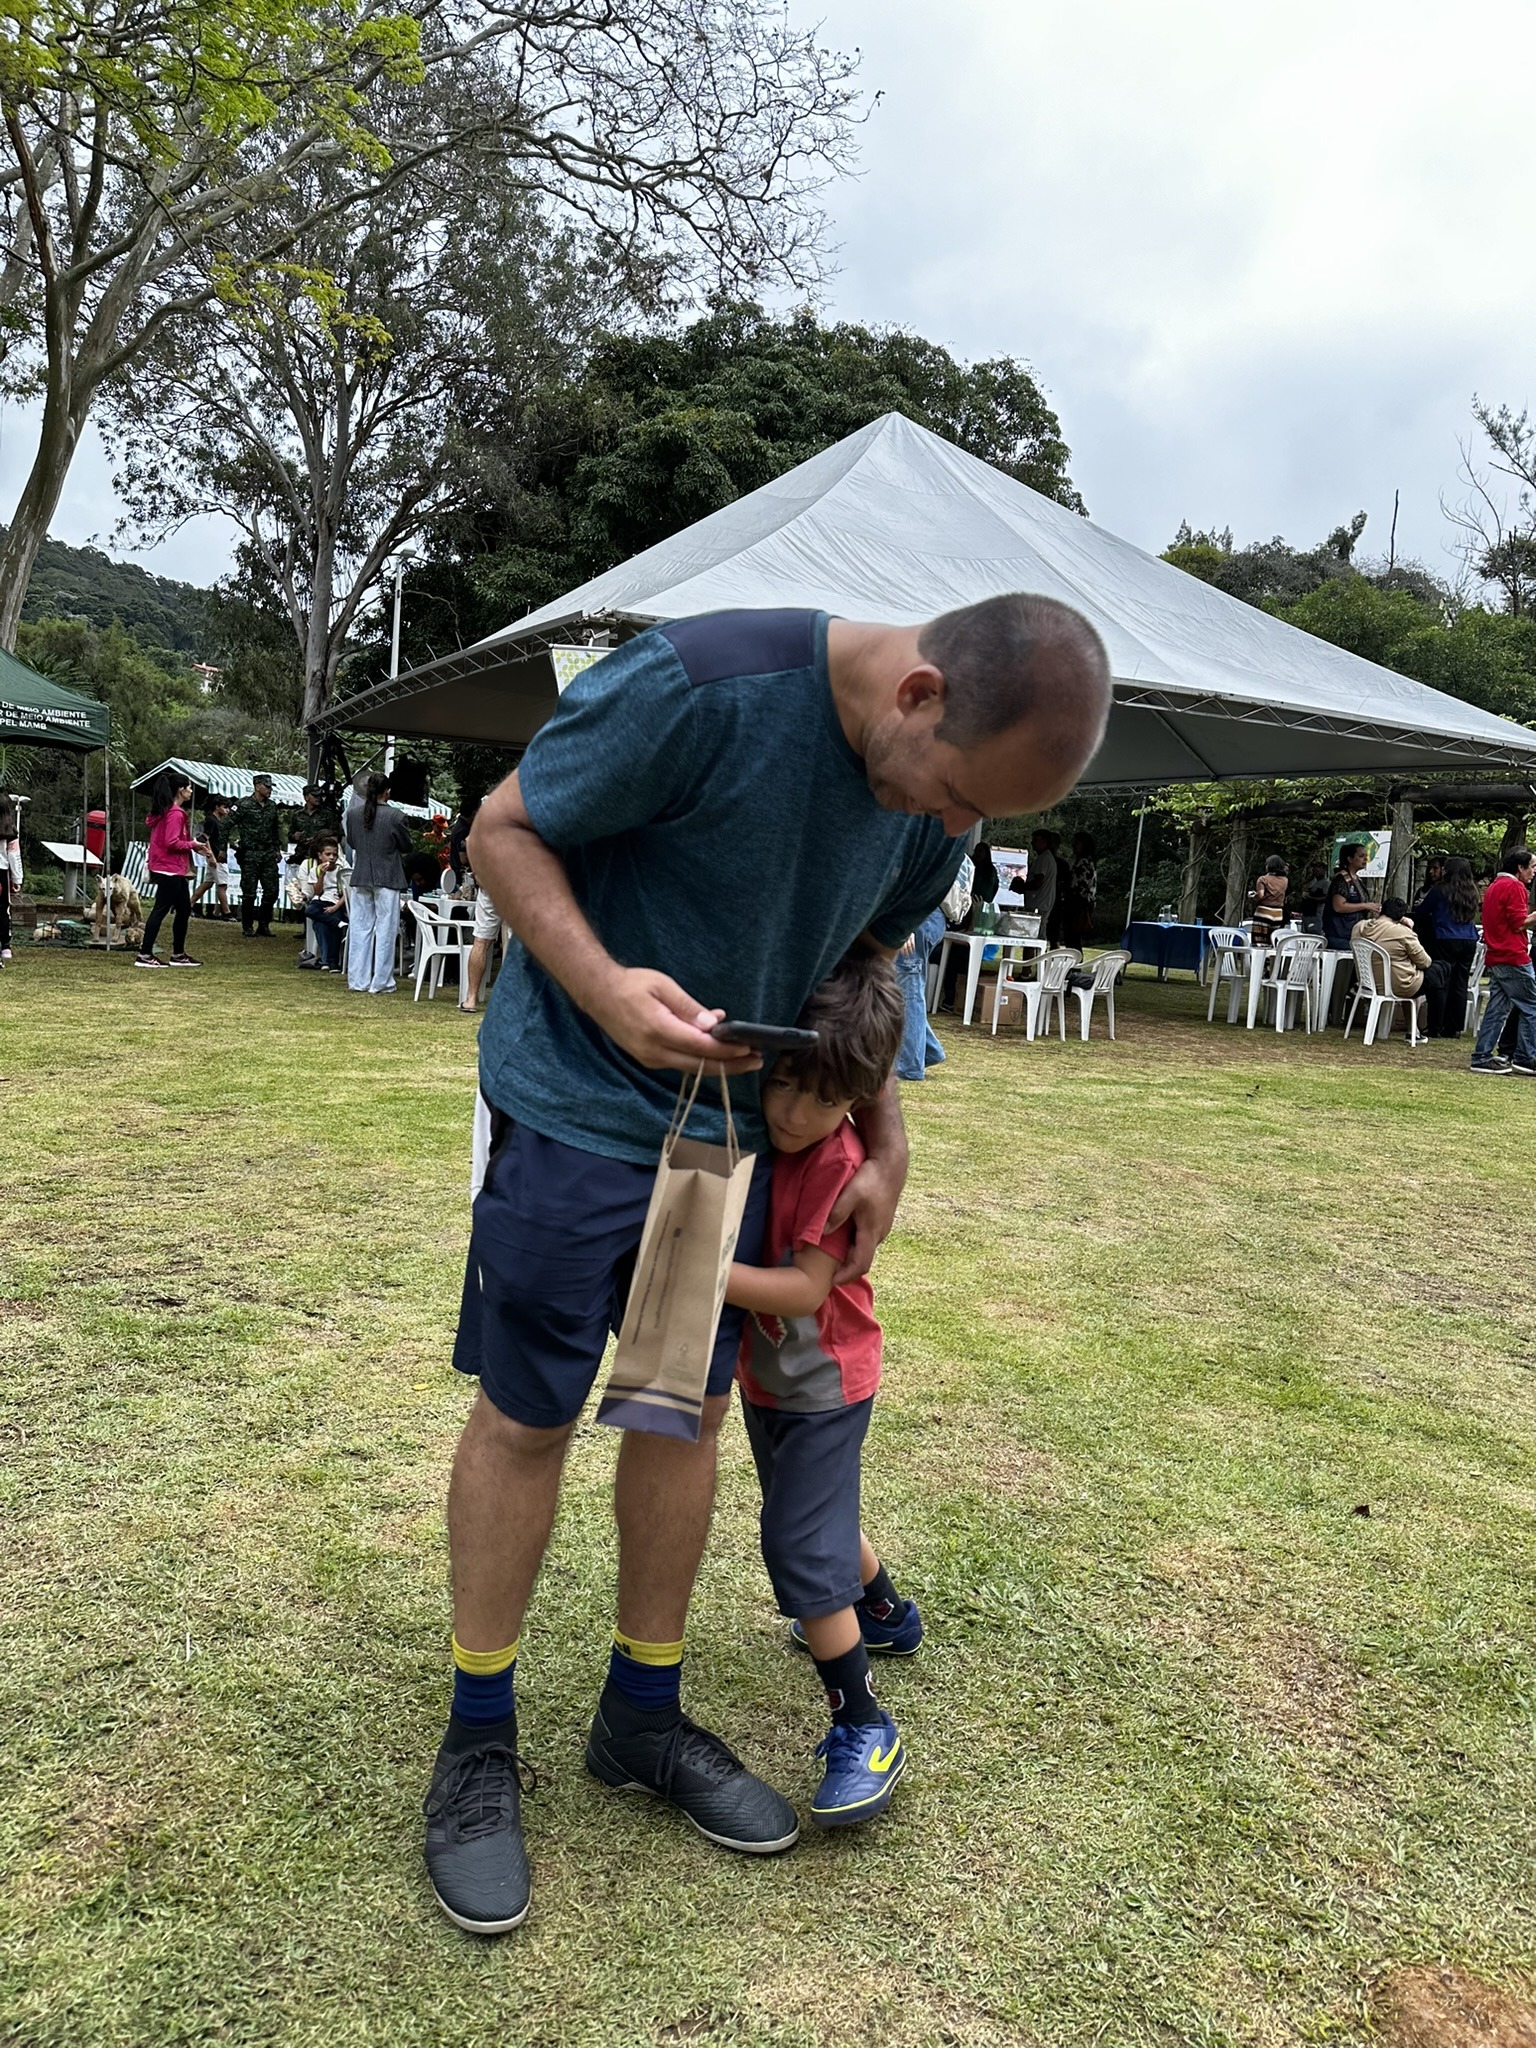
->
xmin=478 ymin=608 xmax=964 ymax=1165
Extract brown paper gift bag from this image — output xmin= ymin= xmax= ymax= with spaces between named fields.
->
xmin=596 ymin=1069 xmax=756 ymax=1441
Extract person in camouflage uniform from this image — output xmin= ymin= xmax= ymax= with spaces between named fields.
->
xmin=234 ymin=774 xmax=284 ymax=936
xmin=290 ymin=784 xmax=342 ymax=864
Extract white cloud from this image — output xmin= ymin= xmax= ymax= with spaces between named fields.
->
xmin=795 ymin=0 xmax=1536 ymax=573
xmin=9 ymin=0 xmax=1532 ymax=592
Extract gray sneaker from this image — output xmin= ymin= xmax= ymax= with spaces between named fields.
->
xmin=423 ymin=1718 xmax=534 ymax=1934
xmin=585 ymin=1694 xmax=799 ymax=1854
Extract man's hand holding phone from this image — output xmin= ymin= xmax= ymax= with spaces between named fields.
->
xmin=590 ymin=966 xmax=763 ymax=1075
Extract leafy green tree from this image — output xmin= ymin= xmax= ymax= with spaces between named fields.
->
xmin=0 ymin=0 xmax=859 ymax=649
xmin=408 ymin=303 xmax=1084 ymax=665
xmin=1162 ymin=514 xmax=1367 ymax=608
xmin=104 ymin=106 xmax=598 ymax=727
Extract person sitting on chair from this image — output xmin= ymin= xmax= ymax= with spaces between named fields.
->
xmin=1355 ymin=896 xmax=1431 ymax=1032
xmin=298 ymin=835 xmax=349 ymax=972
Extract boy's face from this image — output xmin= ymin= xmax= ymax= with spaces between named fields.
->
xmin=761 ymin=1064 xmax=858 ymax=1154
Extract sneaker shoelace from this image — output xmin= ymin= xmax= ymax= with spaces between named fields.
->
xmin=424 ymin=1744 xmax=538 ymax=1843
xmin=816 ymin=1722 xmax=875 ymax=1767
xmin=656 ymin=1715 xmax=746 ymax=1795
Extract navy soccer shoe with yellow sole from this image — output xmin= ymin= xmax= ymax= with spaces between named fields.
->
xmin=790 ymin=1596 xmax=924 ymax=1659
xmin=809 ymin=1712 xmax=907 ymax=1827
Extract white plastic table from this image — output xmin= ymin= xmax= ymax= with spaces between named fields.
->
xmin=1242 ymin=941 xmax=1351 ymax=1029
xmin=932 ymin=931 xmax=1050 ymax=1026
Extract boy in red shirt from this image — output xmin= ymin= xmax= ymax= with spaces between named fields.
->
xmin=1471 ymin=846 xmax=1536 ymax=1074
xmin=725 ymin=952 xmax=922 ymax=1827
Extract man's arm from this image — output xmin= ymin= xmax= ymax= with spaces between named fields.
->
xmin=827 ymin=1078 xmax=908 ymax=1286
xmin=467 ymin=770 xmax=758 ymax=1075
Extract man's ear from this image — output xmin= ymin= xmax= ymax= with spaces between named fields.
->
xmin=894 ymin=662 xmax=946 ymax=716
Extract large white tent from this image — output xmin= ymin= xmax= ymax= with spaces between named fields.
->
xmin=318 ymin=413 xmax=1536 ymax=785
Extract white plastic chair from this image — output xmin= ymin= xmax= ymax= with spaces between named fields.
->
xmin=1260 ymin=932 xmax=1323 ymax=1033
xmin=1465 ymin=940 xmax=1488 ymax=1035
xmin=1204 ymin=924 xmax=1251 ymax=1022
xmin=1344 ymin=938 xmax=1421 ymax=1046
xmin=406 ymin=898 xmax=470 ymax=1002
xmin=992 ymin=946 xmax=1081 ymax=1039
xmin=1073 ymin=950 xmax=1131 ymax=1040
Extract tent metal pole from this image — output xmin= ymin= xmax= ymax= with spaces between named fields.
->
xmin=1124 ymin=804 xmax=1147 ymax=929
xmin=103 ymin=746 xmax=112 ymax=951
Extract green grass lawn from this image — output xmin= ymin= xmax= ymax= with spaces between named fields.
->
xmin=2 ymin=924 xmax=1534 ymax=2047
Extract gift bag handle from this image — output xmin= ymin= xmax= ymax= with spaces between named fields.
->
xmin=664 ymin=1065 xmax=740 ymax=1168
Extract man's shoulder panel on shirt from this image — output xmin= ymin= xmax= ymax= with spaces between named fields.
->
xmin=658 ymin=609 xmax=821 ymax=686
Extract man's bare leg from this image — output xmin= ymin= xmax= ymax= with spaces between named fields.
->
xmin=588 ymin=1389 xmax=798 ymax=1853
xmin=461 ymin=936 xmax=492 ymax=1011
xmin=613 ymin=1392 xmax=729 ymax=1641
xmin=447 ymin=1390 xmax=574 ymax=1651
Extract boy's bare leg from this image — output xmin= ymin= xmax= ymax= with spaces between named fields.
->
xmin=800 ymin=1608 xmax=860 ymax=1659
xmin=858 ymin=1532 xmax=880 ymax=1584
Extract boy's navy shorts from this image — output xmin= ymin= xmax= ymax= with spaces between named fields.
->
xmin=453 ymin=1117 xmax=771 ymax=1429
xmin=741 ymin=1396 xmax=874 ymax=1619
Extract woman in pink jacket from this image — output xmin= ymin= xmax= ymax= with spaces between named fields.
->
xmin=136 ymin=772 xmax=209 ymax=969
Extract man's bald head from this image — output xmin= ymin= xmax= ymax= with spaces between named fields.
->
xmin=921 ymin=593 xmax=1111 ymax=763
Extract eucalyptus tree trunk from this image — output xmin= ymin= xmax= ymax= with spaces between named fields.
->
xmin=1179 ymin=819 xmax=1210 ymax=924
xmin=1384 ymin=798 xmax=1415 ymax=905
xmin=1221 ymin=820 xmax=1250 ymax=923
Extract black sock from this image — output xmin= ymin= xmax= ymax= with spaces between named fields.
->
xmin=858 ymin=1562 xmax=906 ymax=1625
xmin=598 ymin=1680 xmax=682 ymax=1735
xmin=813 ymin=1642 xmax=882 ymax=1727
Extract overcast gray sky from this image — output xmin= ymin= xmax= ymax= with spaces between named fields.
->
xmin=6 ymin=0 xmax=1532 ymax=588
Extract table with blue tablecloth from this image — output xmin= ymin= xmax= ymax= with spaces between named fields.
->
xmin=1123 ymin=921 xmax=1207 ymax=979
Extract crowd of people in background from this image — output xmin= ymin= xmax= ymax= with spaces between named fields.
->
xmin=1245 ymin=837 xmax=1536 ymax=1066
xmin=9 ymin=775 xmax=1536 ymax=1072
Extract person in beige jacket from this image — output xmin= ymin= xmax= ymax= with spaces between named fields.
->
xmin=1357 ymin=899 xmax=1432 ymax=1021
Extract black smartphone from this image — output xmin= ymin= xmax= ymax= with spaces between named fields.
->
xmin=710 ymin=1019 xmax=820 ymax=1056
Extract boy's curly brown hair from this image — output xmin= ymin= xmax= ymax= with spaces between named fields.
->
xmin=773 ymin=950 xmax=905 ymax=1105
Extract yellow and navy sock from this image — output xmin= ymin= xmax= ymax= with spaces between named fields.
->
xmin=605 ymin=1629 xmax=684 ymax=1713
xmin=858 ymin=1561 xmax=907 ymax=1625
xmin=813 ymin=1641 xmax=883 ymax=1728
xmin=451 ymin=1634 xmax=518 ymax=1727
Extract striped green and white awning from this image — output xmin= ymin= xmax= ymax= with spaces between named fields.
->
xmin=129 ymin=757 xmax=447 ymax=820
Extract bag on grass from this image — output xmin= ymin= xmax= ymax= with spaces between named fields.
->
xmin=596 ymin=1069 xmax=755 ymax=1443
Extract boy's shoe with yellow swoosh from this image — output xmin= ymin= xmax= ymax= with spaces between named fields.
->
xmin=809 ymin=1712 xmax=907 ymax=1827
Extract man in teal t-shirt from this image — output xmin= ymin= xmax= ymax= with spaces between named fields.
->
xmin=424 ymin=597 xmax=1112 ymax=1935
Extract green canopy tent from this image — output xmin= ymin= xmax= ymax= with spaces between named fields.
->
xmin=0 ymin=643 xmax=114 ymax=938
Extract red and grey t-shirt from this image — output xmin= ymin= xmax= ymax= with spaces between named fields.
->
xmin=737 ymin=1119 xmax=883 ymax=1413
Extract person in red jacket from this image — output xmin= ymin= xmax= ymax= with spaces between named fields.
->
xmin=1470 ymin=847 xmax=1536 ymax=1074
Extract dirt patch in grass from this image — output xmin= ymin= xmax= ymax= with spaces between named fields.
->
xmin=1375 ymin=1966 xmax=1536 ymax=2046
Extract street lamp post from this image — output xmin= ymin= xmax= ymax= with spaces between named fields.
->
xmin=384 ymin=543 xmax=417 ymax=777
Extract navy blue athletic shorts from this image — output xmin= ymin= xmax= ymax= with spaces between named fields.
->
xmin=741 ymin=1396 xmax=874 ymax=1619
xmin=453 ymin=1117 xmax=772 ymax=1429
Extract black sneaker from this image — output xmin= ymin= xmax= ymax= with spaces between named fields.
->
xmin=1512 ymin=1061 xmax=1536 ymax=1077
xmin=585 ymin=1692 xmax=799 ymax=1854
xmin=1469 ymin=1056 xmax=1513 ymax=1074
xmin=423 ymin=1717 xmax=535 ymax=1934
xmin=168 ymin=953 xmax=201 ymax=968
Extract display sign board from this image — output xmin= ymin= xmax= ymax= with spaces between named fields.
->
xmin=1330 ymin=831 xmax=1391 ymax=879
